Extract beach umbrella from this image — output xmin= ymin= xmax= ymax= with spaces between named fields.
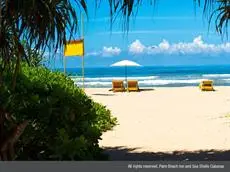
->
xmin=110 ymin=60 xmax=142 ymax=86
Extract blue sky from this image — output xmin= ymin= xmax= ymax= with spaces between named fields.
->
xmin=50 ymin=0 xmax=230 ymax=68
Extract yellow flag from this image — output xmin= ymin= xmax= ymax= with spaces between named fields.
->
xmin=64 ymin=39 xmax=84 ymax=57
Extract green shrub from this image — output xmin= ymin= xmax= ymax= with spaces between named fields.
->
xmin=0 ymin=64 xmax=117 ymax=160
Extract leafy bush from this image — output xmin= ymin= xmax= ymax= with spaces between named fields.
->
xmin=0 ymin=64 xmax=117 ymax=160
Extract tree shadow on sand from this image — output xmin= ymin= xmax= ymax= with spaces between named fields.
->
xmin=103 ymin=147 xmax=230 ymax=161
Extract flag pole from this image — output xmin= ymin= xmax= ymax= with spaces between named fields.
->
xmin=64 ymin=52 xmax=66 ymax=75
xmin=81 ymin=12 xmax=85 ymax=89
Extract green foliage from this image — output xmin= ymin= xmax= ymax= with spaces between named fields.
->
xmin=21 ymin=40 xmax=45 ymax=67
xmin=0 ymin=64 xmax=117 ymax=160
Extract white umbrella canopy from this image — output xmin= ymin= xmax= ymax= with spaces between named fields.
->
xmin=110 ymin=60 xmax=142 ymax=87
xmin=110 ymin=60 xmax=141 ymax=67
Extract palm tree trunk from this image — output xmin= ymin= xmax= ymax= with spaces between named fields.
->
xmin=0 ymin=106 xmax=28 ymax=160
xmin=12 ymin=43 xmax=22 ymax=90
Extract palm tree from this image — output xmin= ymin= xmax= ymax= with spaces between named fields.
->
xmin=0 ymin=0 xmax=87 ymax=160
xmin=0 ymin=0 xmax=87 ymax=68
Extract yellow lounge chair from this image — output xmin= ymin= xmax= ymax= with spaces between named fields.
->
xmin=112 ymin=80 xmax=125 ymax=92
xmin=199 ymin=80 xmax=214 ymax=91
xmin=127 ymin=80 xmax=139 ymax=92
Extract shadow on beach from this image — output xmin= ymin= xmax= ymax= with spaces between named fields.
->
xmin=103 ymin=146 xmax=230 ymax=161
xmin=108 ymin=88 xmax=155 ymax=92
xmin=139 ymin=88 xmax=155 ymax=92
xmin=92 ymin=93 xmax=116 ymax=96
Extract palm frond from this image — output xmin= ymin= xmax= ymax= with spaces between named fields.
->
xmin=0 ymin=0 xmax=88 ymax=72
xmin=194 ymin=0 xmax=230 ymax=38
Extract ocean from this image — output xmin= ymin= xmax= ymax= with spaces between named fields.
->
xmin=55 ymin=65 xmax=230 ymax=88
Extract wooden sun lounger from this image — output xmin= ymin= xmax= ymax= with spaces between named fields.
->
xmin=127 ymin=80 xmax=139 ymax=92
xmin=112 ymin=80 xmax=125 ymax=92
xmin=199 ymin=80 xmax=214 ymax=91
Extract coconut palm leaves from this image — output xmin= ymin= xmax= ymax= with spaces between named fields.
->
xmin=105 ymin=0 xmax=230 ymax=38
xmin=103 ymin=0 xmax=230 ymax=37
xmin=96 ymin=0 xmax=156 ymax=30
xmin=0 ymin=0 xmax=87 ymax=67
xmin=195 ymin=0 xmax=230 ymax=38
xmin=209 ymin=0 xmax=230 ymax=38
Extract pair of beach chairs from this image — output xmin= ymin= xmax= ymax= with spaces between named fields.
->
xmin=112 ymin=80 xmax=139 ymax=92
xmin=199 ymin=80 xmax=214 ymax=91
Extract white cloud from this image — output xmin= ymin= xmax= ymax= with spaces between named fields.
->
xmin=159 ymin=39 xmax=170 ymax=50
xmin=129 ymin=40 xmax=145 ymax=53
xmin=193 ymin=35 xmax=203 ymax=45
xmin=86 ymin=46 xmax=121 ymax=57
xmin=128 ymin=36 xmax=230 ymax=55
xmin=102 ymin=46 xmax=121 ymax=56
xmin=86 ymin=51 xmax=101 ymax=56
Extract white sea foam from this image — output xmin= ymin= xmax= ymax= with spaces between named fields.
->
xmin=138 ymin=79 xmax=203 ymax=85
xmin=77 ymin=81 xmax=111 ymax=86
xmin=72 ymin=74 xmax=230 ymax=87
xmin=71 ymin=76 xmax=159 ymax=82
xmin=202 ymin=74 xmax=230 ymax=78
xmin=222 ymin=79 xmax=230 ymax=81
xmin=75 ymin=79 xmax=204 ymax=87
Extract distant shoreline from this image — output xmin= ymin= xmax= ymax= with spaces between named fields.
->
xmin=56 ymin=65 xmax=230 ymax=88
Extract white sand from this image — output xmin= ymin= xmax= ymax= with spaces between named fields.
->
xmin=85 ymin=87 xmax=230 ymax=153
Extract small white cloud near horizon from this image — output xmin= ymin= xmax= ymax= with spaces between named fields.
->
xmin=86 ymin=46 xmax=121 ymax=57
xmin=102 ymin=46 xmax=121 ymax=56
xmin=128 ymin=36 xmax=230 ymax=55
xmin=86 ymin=51 xmax=101 ymax=56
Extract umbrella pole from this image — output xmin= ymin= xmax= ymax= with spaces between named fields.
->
xmin=125 ymin=65 xmax=127 ymax=91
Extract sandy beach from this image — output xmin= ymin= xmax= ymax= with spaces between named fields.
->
xmin=85 ymin=86 xmax=230 ymax=156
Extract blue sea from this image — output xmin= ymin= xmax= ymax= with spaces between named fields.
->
xmin=55 ymin=65 xmax=230 ymax=88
